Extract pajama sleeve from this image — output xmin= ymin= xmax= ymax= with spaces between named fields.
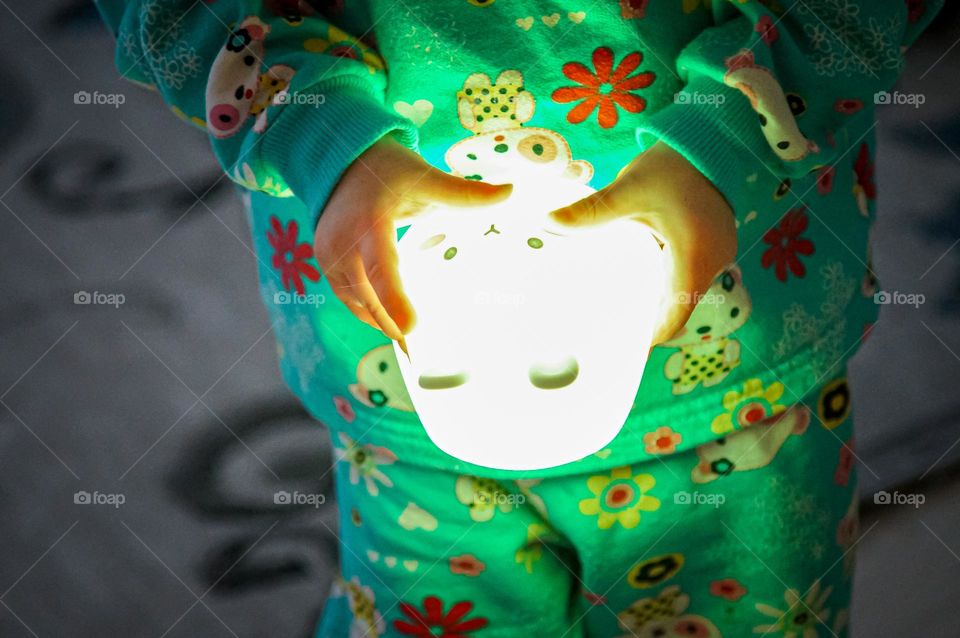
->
xmin=637 ymin=0 xmax=944 ymax=208
xmin=95 ymin=0 xmax=418 ymax=227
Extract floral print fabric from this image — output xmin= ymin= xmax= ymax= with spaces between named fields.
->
xmin=316 ymin=377 xmax=858 ymax=637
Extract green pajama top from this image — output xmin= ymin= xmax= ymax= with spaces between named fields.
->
xmin=96 ymin=0 xmax=941 ymax=478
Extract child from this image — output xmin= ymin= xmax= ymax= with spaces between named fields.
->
xmin=97 ymin=0 xmax=941 ymax=635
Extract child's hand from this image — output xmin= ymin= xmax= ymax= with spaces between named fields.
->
xmin=314 ymin=137 xmax=512 ymax=340
xmin=550 ymin=142 xmax=737 ymax=346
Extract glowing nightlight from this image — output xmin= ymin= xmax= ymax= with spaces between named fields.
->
xmin=394 ymin=178 xmax=667 ymax=470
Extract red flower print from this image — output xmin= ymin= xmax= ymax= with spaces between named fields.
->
xmin=333 ymin=396 xmax=356 ymax=423
xmin=449 ymin=554 xmax=485 ymax=577
xmin=267 ymin=215 xmax=320 ymax=295
xmin=761 ymin=207 xmax=815 ymax=282
xmin=853 ymin=143 xmax=876 ymax=216
xmin=552 ymin=47 xmax=655 ymax=129
xmin=755 ymin=15 xmax=779 ymax=45
xmin=816 ymin=165 xmax=835 ymax=195
xmin=834 ymin=98 xmax=863 ymax=115
xmin=906 ymin=0 xmax=926 ymax=23
xmin=835 ymin=438 xmax=854 ymax=486
xmin=710 ymin=578 xmax=748 ymax=601
xmin=583 ymin=590 xmax=607 ymax=606
xmin=619 ymin=0 xmax=649 ymax=19
xmin=394 ymin=596 xmax=488 ymax=637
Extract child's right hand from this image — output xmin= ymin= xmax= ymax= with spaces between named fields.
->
xmin=314 ymin=137 xmax=512 ymax=341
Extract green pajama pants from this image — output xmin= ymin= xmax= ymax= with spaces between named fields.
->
xmin=315 ymin=378 xmax=858 ymax=638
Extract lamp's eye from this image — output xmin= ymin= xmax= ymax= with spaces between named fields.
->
xmin=527 ymin=237 xmax=543 ymax=249
xmin=420 ymin=234 xmax=446 ymax=250
xmin=529 ymin=356 xmax=579 ymax=389
xmin=443 ymin=247 xmax=458 ymax=260
xmin=419 ymin=371 xmax=468 ymax=390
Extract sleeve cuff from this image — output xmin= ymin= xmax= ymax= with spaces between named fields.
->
xmin=261 ymin=77 xmax=419 ymax=229
xmin=636 ymin=76 xmax=766 ymax=210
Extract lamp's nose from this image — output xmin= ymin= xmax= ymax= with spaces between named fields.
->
xmin=696 ymin=325 xmax=711 ymax=334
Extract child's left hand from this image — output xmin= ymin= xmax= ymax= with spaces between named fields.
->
xmin=549 ymin=142 xmax=737 ymax=346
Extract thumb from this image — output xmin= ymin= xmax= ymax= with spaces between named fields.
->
xmin=549 ymin=185 xmax=626 ymax=227
xmin=419 ymin=170 xmax=513 ymax=208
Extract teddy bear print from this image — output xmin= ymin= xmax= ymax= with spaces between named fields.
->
xmin=444 ymin=69 xmax=593 ymax=185
xmin=348 ymin=345 xmax=414 ymax=412
xmin=691 ymin=404 xmax=810 ymax=483
xmin=661 ymin=267 xmax=751 ymax=395
xmin=455 ymin=476 xmax=515 ymax=522
xmin=617 ymin=585 xmax=723 ymax=638
xmin=723 ymin=49 xmax=819 ymax=162
xmin=206 ymin=16 xmax=295 ymax=139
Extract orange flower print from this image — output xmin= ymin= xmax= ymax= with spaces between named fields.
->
xmin=643 ymin=426 xmax=682 ymax=455
xmin=710 ymin=578 xmax=748 ymax=601
xmin=552 ymin=47 xmax=655 ymax=129
xmin=449 ymin=554 xmax=485 ymax=577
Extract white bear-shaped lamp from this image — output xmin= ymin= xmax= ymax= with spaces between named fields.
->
xmin=394 ymin=179 xmax=667 ymax=470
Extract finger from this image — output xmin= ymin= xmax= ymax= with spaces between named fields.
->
xmin=327 ymin=271 xmax=382 ymax=331
xmin=651 ymin=220 xmax=736 ymax=346
xmin=343 ymin=258 xmax=405 ymax=342
xmin=416 ymin=170 xmax=513 ymax=210
xmin=549 ymin=185 xmax=628 ymax=227
xmin=360 ymin=226 xmax=417 ymax=334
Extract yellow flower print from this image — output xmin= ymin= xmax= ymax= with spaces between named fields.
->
xmin=578 ymin=467 xmax=660 ymax=530
xmin=710 ymin=378 xmax=786 ymax=434
xmin=304 ymin=26 xmax=385 ymax=73
xmin=627 ymin=552 xmax=685 ymax=589
xmin=515 ymin=522 xmax=552 ymax=574
xmin=754 ymin=579 xmax=833 ymax=637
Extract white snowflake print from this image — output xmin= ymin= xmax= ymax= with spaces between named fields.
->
xmin=772 ymin=261 xmax=856 ymax=380
xmin=796 ymin=0 xmax=904 ymax=78
xmin=128 ymin=0 xmax=204 ymax=89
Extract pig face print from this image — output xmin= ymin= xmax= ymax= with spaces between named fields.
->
xmin=205 ymin=16 xmax=295 ymax=139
